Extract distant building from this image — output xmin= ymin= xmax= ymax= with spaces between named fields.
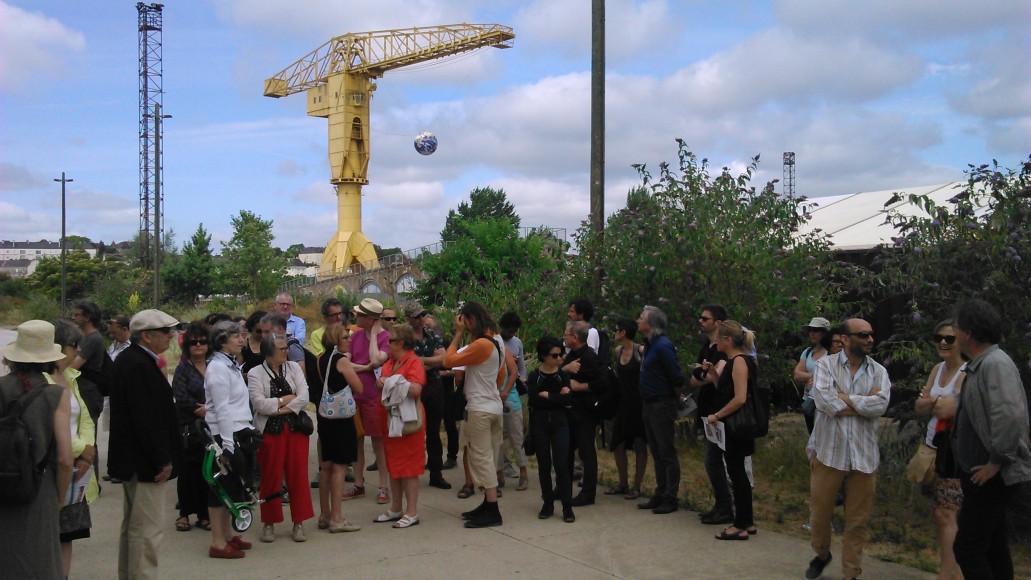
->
xmin=286 ymin=258 xmax=318 ymax=278
xmin=0 ymin=258 xmax=34 ymax=278
xmin=0 ymin=240 xmax=99 ymax=274
xmin=297 ymin=246 xmax=324 ymax=266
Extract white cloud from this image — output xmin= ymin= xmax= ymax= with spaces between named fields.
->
xmin=0 ymin=1 xmax=86 ymax=93
xmin=0 ymin=162 xmax=48 ymax=190
xmin=0 ymin=200 xmax=56 ymax=239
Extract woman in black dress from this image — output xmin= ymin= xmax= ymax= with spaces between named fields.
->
xmin=172 ymin=321 xmax=212 ymax=532
xmin=605 ymin=317 xmax=647 ymax=500
xmin=314 ymin=324 xmax=364 ymax=533
xmin=704 ymin=320 xmax=759 ymax=540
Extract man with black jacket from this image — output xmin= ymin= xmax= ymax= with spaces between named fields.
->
xmin=561 ymin=321 xmax=607 ymax=506
xmin=108 ymin=309 xmax=180 ymax=580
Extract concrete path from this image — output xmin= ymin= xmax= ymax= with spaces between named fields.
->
xmin=69 ymin=424 xmax=933 ymax=580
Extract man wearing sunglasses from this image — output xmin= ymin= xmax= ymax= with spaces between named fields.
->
xmin=405 ymin=302 xmax=451 ymax=490
xmin=306 ymin=298 xmax=345 ymax=357
xmin=804 ymin=319 xmax=890 ymax=580
xmin=951 ymin=299 xmax=1031 ymax=579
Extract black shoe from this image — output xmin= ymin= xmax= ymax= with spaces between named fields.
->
xmin=804 ymin=553 xmax=832 ymax=580
xmin=538 ymin=502 xmax=554 ymax=519
xmin=637 ymin=496 xmax=662 ymax=510
xmin=367 ymin=462 xmax=378 ymax=472
xmin=700 ymin=511 xmax=734 ymax=525
xmin=562 ymin=503 xmax=575 ymax=523
xmin=652 ymin=500 xmax=678 ymax=515
xmin=698 ymin=506 xmax=721 ymax=519
xmin=428 ymin=473 xmax=452 ymax=490
xmin=569 ymin=494 xmax=594 ymax=507
xmin=464 ymin=502 xmax=502 ymax=528
xmin=309 ymin=480 xmax=319 ymax=489
xmin=462 ymin=499 xmax=488 ymax=520
xmin=442 ymin=457 xmax=458 ymax=470
xmin=110 ymin=477 xmax=123 ymax=484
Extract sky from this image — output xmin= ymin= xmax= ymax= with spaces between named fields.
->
xmin=1 ymin=0 xmax=1029 ymax=257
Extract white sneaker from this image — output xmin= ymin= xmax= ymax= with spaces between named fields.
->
xmin=504 ymin=465 xmax=519 ymax=478
xmin=292 ymin=523 xmax=306 ymax=542
xmin=260 ymin=524 xmax=274 ymax=543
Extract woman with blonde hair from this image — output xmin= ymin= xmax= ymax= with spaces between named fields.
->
xmin=313 ymin=324 xmax=363 ymax=533
xmin=705 ymin=320 xmax=759 ymax=540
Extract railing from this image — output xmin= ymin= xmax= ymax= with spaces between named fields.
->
xmin=279 ymin=241 xmax=449 ymax=292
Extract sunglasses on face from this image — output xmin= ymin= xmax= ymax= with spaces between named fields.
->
xmin=849 ymin=331 xmax=874 ymax=340
xmin=546 ymin=352 xmax=563 ymax=359
xmin=326 ymin=311 xmax=344 ymax=318
xmin=388 ymin=338 xmax=402 ymax=343
xmin=187 ymin=339 xmax=208 ymax=346
xmin=382 ymin=317 xmax=397 ymax=322
xmin=933 ymin=334 xmax=957 ymax=345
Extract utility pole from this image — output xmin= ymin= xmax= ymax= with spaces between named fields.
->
xmin=152 ymin=103 xmax=170 ymax=307
xmin=53 ymin=172 xmax=73 ymax=315
xmin=590 ymin=0 xmax=605 ymax=238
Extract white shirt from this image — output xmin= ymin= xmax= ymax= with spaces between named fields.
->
xmin=108 ymin=340 xmax=130 ymax=361
xmin=205 ymin=352 xmax=253 ymax=452
xmin=806 ymin=350 xmax=891 ymax=474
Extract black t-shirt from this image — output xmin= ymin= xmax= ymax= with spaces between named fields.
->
xmin=695 ymin=338 xmax=727 ymax=416
xmin=78 ymin=330 xmax=105 ymax=372
xmin=527 ymin=369 xmax=571 ymax=411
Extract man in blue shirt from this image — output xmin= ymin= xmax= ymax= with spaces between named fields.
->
xmin=636 ymin=305 xmax=684 ymax=515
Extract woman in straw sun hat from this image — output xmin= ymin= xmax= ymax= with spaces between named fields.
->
xmin=0 ymin=320 xmax=75 ymax=578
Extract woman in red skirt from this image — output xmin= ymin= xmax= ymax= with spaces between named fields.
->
xmin=374 ymin=323 xmax=426 ymax=528
xmin=247 ymin=333 xmax=313 ymax=543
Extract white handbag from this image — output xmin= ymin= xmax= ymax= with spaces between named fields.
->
xmin=318 ymin=351 xmax=357 ymax=419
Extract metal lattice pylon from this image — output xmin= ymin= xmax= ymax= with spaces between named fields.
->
xmin=138 ymin=3 xmax=163 ymax=269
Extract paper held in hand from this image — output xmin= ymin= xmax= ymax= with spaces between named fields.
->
xmin=704 ymin=420 xmax=726 ymax=452
xmin=65 ymin=465 xmax=93 ymax=506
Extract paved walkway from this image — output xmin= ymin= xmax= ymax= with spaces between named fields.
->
xmin=69 ymin=425 xmax=933 ymax=580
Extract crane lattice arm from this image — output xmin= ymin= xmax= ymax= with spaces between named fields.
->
xmin=264 ymin=23 xmax=514 ymax=98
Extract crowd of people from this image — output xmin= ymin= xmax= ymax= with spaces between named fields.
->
xmin=0 ymin=294 xmax=1028 ymax=579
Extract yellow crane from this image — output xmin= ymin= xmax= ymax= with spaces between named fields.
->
xmin=264 ymin=24 xmax=515 ymax=274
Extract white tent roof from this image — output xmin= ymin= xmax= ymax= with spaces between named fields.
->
xmin=797 ymin=183 xmax=966 ymax=251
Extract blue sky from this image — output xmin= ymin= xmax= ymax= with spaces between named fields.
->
xmin=1 ymin=0 xmax=1028 ymax=255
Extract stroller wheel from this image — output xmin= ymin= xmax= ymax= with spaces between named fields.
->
xmin=232 ymin=508 xmax=253 ymax=533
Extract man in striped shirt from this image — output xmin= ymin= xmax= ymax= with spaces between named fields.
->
xmin=804 ymin=318 xmax=891 ymax=580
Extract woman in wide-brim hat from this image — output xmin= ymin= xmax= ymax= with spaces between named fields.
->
xmin=0 ymin=320 xmax=75 ymax=578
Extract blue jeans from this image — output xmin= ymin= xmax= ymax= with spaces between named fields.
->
xmin=955 ymin=473 xmax=1015 ymax=579
xmin=530 ymin=408 xmax=571 ymax=503
xmin=642 ymin=398 xmax=680 ymax=501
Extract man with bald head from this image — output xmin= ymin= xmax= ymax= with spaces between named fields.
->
xmin=804 ymin=318 xmax=890 ymax=580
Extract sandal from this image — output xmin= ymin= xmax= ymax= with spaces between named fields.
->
xmin=393 ymin=514 xmax=420 ymax=528
xmin=317 ymin=515 xmax=329 ymax=530
xmin=516 ymin=476 xmax=528 ymax=491
xmin=624 ymin=488 xmax=640 ymax=500
xmin=196 ymin=519 xmax=212 ymax=531
xmin=457 ymin=484 xmax=475 ymax=499
xmin=374 ymin=510 xmax=403 ymax=523
xmin=604 ymin=485 xmax=629 ymax=496
xmin=715 ymin=527 xmax=749 ymax=541
xmin=175 ymin=517 xmax=191 ymax=532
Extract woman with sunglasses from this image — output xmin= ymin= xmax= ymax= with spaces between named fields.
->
xmin=248 ymin=333 xmax=313 ymax=543
xmin=914 ymin=320 xmax=965 ymax=580
xmin=171 ymin=321 xmax=212 ymax=532
xmin=527 ymin=336 xmax=576 ymax=522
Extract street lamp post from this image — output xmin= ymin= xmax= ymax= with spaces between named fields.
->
xmin=54 ymin=172 xmax=73 ymax=315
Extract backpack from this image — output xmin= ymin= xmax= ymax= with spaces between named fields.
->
xmin=594 ymin=326 xmax=612 ymax=363
xmin=0 ymin=384 xmax=51 ymax=505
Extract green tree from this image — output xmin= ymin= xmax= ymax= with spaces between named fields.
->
xmin=871 ymin=156 xmax=1031 ymax=389
xmin=164 ymin=223 xmax=217 ymax=304
xmin=220 ymin=210 xmax=287 ymax=300
xmin=284 ymin=243 xmax=305 ymax=260
xmin=440 ymin=186 xmax=520 ymax=242
xmin=569 ymin=143 xmax=852 ymax=389
xmin=418 ymin=217 xmax=568 ymax=343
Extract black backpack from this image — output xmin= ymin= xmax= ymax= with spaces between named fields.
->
xmin=0 ymin=385 xmax=51 ymax=505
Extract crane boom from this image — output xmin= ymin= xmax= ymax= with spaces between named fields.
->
xmin=264 ymin=23 xmax=514 ymax=98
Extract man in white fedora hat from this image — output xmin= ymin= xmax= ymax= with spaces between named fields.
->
xmin=107 ymin=309 xmax=180 ymax=580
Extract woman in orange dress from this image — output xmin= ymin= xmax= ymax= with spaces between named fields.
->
xmin=374 ymin=323 xmax=425 ymax=528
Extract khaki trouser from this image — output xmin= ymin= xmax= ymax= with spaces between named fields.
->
xmin=465 ymin=411 xmax=503 ymax=489
xmin=119 ymin=477 xmax=167 ymax=580
xmin=809 ymin=458 xmax=877 ymax=579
